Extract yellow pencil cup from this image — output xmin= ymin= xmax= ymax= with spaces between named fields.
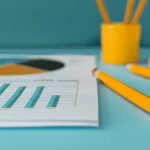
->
xmin=101 ymin=23 xmax=141 ymax=64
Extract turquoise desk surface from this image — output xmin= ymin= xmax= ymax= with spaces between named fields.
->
xmin=0 ymin=47 xmax=150 ymax=150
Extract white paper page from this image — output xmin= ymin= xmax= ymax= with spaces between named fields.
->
xmin=0 ymin=55 xmax=98 ymax=127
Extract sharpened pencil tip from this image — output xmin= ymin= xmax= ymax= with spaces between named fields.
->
xmin=126 ymin=64 xmax=133 ymax=70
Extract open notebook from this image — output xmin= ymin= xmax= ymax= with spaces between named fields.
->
xmin=0 ymin=54 xmax=98 ymax=127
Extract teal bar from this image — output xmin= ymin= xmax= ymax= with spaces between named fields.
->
xmin=0 ymin=84 xmax=9 ymax=95
xmin=25 ymin=86 xmax=44 ymax=108
xmin=2 ymin=86 xmax=26 ymax=108
xmin=47 ymin=95 xmax=60 ymax=107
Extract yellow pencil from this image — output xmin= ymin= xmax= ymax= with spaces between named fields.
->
xmin=96 ymin=0 xmax=111 ymax=23
xmin=124 ymin=0 xmax=135 ymax=24
xmin=92 ymin=68 xmax=150 ymax=113
xmin=131 ymin=0 xmax=147 ymax=24
xmin=126 ymin=64 xmax=150 ymax=78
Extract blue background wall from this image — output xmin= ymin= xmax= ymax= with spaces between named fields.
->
xmin=0 ymin=0 xmax=149 ymax=47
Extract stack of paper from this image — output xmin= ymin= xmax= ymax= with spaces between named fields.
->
xmin=0 ymin=54 xmax=98 ymax=127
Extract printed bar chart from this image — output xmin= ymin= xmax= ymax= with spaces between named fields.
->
xmin=0 ymin=84 xmax=9 ymax=95
xmin=47 ymin=95 xmax=60 ymax=107
xmin=25 ymin=86 xmax=44 ymax=108
xmin=2 ymin=86 xmax=26 ymax=108
xmin=0 ymin=80 xmax=79 ymax=109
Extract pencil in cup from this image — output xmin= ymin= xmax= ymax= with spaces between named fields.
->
xmin=96 ymin=0 xmax=111 ymax=23
xmin=124 ymin=0 xmax=135 ymax=24
xmin=131 ymin=0 xmax=148 ymax=24
xmin=126 ymin=64 xmax=150 ymax=78
xmin=92 ymin=68 xmax=150 ymax=113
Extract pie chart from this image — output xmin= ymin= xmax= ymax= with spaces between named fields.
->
xmin=0 ymin=58 xmax=65 ymax=75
